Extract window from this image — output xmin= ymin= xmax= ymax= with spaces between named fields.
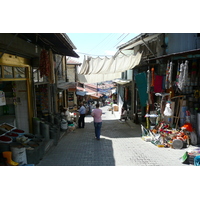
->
xmin=14 ymin=67 xmax=26 ymax=78
xmin=4 ymin=66 xmax=13 ymax=78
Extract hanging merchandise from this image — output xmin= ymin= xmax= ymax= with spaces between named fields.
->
xmin=175 ymin=62 xmax=180 ymax=93
xmin=182 ymin=60 xmax=189 ymax=89
xmin=151 ymin=67 xmax=155 ymax=90
xmin=169 ymin=62 xmax=173 ymax=88
xmin=164 ymin=92 xmax=172 ymax=117
xmin=135 ymin=72 xmax=148 ymax=107
xmin=154 ymin=75 xmax=163 ymax=93
xmin=163 ymin=103 xmax=172 ymax=117
xmin=39 ymin=49 xmax=51 ymax=78
xmin=165 ymin=62 xmax=170 ymax=89
xmin=165 ymin=62 xmax=173 ymax=89
xmin=178 ymin=62 xmax=184 ymax=91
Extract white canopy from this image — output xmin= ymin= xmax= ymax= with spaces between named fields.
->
xmin=77 ymin=51 xmax=142 ymax=83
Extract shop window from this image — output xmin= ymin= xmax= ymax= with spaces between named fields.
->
xmin=0 ymin=66 xmax=28 ymax=79
xmin=4 ymin=66 xmax=13 ymax=78
xmin=14 ymin=67 xmax=26 ymax=78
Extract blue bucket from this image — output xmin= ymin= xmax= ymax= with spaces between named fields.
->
xmin=194 ymin=155 xmax=200 ymax=166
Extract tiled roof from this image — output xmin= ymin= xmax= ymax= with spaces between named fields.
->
xmin=66 ymin=58 xmax=81 ymax=65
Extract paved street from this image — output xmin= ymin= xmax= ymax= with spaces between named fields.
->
xmin=37 ymin=106 xmax=193 ymax=166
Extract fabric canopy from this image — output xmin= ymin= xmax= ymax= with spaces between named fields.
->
xmin=77 ymin=51 xmax=142 ymax=83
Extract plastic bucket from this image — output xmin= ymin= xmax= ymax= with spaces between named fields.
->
xmin=194 ymin=155 xmax=200 ymax=166
xmin=11 ymin=145 xmax=27 ymax=165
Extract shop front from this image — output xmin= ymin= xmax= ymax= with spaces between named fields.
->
xmin=138 ymin=49 xmax=200 ymax=164
xmin=0 ymin=53 xmax=33 ymax=133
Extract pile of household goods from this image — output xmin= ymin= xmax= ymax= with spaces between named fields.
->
xmin=141 ymin=121 xmax=197 ymax=149
xmin=140 ymin=60 xmax=200 ymax=151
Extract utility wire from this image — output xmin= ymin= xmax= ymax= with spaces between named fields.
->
xmin=88 ymin=33 xmax=113 ymax=53
xmin=117 ymin=33 xmax=125 ymax=40
xmin=96 ymin=33 xmax=119 ymax=53
xmin=113 ymin=33 xmax=130 ymax=48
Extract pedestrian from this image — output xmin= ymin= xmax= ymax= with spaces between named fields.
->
xmin=78 ymin=102 xmax=86 ymax=128
xmin=91 ymin=103 xmax=102 ymax=140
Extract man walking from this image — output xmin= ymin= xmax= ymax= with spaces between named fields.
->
xmin=78 ymin=102 xmax=86 ymax=128
xmin=91 ymin=103 xmax=102 ymax=140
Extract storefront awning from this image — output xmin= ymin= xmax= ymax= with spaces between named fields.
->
xmin=147 ymin=48 xmax=200 ymax=61
xmin=15 ymin=33 xmax=79 ymax=58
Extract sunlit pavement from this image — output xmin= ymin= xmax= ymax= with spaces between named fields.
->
xmin=37 ymin=105 xmax=192 ymax=166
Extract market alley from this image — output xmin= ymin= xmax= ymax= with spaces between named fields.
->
xmin=37 ymin=105 xmax=189 ymax=166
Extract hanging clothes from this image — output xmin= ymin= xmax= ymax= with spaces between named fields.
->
xmin=165 ymin=61 xmax=173 ymax=89
xmin=182 ymin=60 xmax=189 ymax=87
xmin=165 ymin=62 xmax=170 ymax=89
xmin=176 ymin=62 xmax=180 ymax=87
xmin=178 ymin=62 xmax=184 ymax=91
xmin=169 ymin=62 xmax=173 ymax=88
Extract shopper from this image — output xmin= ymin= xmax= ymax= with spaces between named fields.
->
xmin=78 ymin=102 xmax=86 ymax=128
xmin=91 ymin=103 xmax=102 ymax=140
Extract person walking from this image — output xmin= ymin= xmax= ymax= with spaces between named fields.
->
xmin=91 ymin=103 xmax=102 ymax=140
xmin=78 ymin=102 xmax=86 ymax=128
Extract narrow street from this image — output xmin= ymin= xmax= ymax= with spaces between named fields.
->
xmin=37 ymin=106 xmax=190 ymax=166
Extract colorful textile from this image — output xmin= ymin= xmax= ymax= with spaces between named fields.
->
xmin=135 ymin=72 xmax=148 ymax=107
xmin=154 ymin=75 xmax=163 ymax=93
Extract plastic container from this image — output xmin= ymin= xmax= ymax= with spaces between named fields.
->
xmin=11 ymin=145 xmax=27 ymax=165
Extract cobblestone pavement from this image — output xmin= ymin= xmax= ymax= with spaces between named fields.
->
xmin=37 ymin=106 xmax=194 ymax=166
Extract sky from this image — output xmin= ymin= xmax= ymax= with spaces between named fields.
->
xmin=66 ymin=33 xmax=140 ymax=63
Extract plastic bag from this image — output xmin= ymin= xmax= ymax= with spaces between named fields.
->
xmin=164 ymin=103 xmax=172 ymax=116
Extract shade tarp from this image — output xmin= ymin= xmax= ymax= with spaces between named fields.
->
xmin=78 ymin=51 xmax=142 ymax=83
